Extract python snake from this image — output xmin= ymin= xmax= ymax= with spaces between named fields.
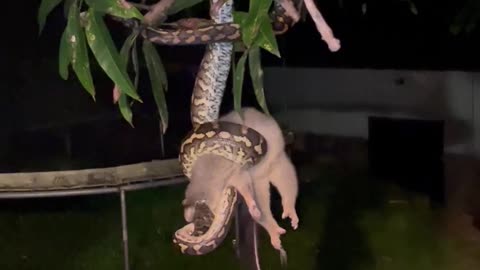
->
xmin=168 ymin=0 xmax=298 ymax=256
xmin=139 ymin=1 xmax=297 ymax=46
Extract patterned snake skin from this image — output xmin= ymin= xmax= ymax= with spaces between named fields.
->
xmin=142 ymin=1 xmax=297 ymax=46
xmin=172 ymin=0 xmax=298 ymax=255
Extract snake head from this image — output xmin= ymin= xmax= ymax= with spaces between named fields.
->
xmin=174 ymin=186 xmax=237 ymax=255
xmin=210 ymin=0 xmax=231 ymax=19
xmin=182 ymin=173 xmax=225 ymax=223
xmin=182 ymin=196 xmax=211 ymax=223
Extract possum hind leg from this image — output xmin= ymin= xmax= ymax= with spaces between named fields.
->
xmin=269 ymin=152 xmax=300 ymax=230
xmin=228 ymin=169 xmax=261 ymax=220
xmin=252 ymin=175 xmax=287 ymax=250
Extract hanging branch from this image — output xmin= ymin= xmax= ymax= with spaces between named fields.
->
xmin=142 ymin=0 xmax=177 ymax=26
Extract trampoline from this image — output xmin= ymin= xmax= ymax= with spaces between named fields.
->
xmin=0 ymin=158 xmax=260 ymax=270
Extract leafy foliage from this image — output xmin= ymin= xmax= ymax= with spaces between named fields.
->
xmin=84 ymin=9 xmax=141 ymax=102
xmin=143 ymin=41 xmax=169 ymax=133
xmin=231 ymin=0 xmax=279 ymax=115
xmin=232 ymin=50 xmax=248 ymax=113
xmin=39 ymin=0 xmax=280 ymax=127
xmin=63 ymin=0 xmax=76 ymax=17
xmin=38 ymin=0 xmax=64 ymax=34
xmin=450 ymin=0 xmax=480 ymax=35
xmin=67 ymin=1 xmax=95 ymax=99
xmin=38 ymin=0 xmax=480 ymax=128
xmin=57 ymin=0 xmax=96 ymax=99
xmin=58 ymin=29 xmax=71 ymax=80
xmin=248 ymin=46 xmax=269 ymax=115
xmin=116 ymin=32 xmax=139 ymax=126
xmin=84 ymin=0 xmax=143 ymax=19
xmin=240 ymin=0 xmax=273 ymax=47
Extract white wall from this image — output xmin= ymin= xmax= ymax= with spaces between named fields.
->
xmin=264 ymin=67 xmax=480 ymax=156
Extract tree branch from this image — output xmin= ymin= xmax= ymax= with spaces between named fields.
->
xmin=129 ymin=2 xmax=152 ymax=11
xmin=143 ymin=0 xmax=177 ymax=26
xmin=123 ymin=0 xmax=341 ymax=54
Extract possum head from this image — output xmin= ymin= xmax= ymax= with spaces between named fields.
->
xmin=182 ymin=154 xmax=240 ymax=222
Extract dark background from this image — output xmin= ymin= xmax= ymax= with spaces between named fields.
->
xmin=4 ymin=0 xmax=480 ymax=80
xmin=0 ymin=0 xmax=479 ymax=172
xmin=4 ymin=0 xmax=479 ymax=71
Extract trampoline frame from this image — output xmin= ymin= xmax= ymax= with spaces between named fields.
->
xmin=0 ymin=170 xmax=260 ymax=270
xmin=0 ymin=174 xmax=187 ymax=270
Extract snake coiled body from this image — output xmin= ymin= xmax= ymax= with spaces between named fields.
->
xmin=172 ymin=0 xmax=299 ymax=256
xmin=173 ymin=186 xmax=237 ymax=255
xmin=179 ymin=121 xmax=268 ymax=177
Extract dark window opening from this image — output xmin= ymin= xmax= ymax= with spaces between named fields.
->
xmin=368 ymin=116 xmax=445 ymax=207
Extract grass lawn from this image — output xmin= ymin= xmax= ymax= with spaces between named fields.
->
xmin=0 ymin=163 xmax=479 ymax=270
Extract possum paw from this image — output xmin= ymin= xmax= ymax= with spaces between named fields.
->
xmin=248 ymin=204 xmax=262 ymax=220
xmin=268 ymin=226 xmax=286 ymax=250
xmin=282 ymin=209 xmax=299 ymax=230
xmin=276 ymin=226 xmax=287 ymax=235
xmin=270 ymin=235 xmax=283 ymax=250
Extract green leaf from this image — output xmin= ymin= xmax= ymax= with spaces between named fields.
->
xmin=118 ymin=87 xmax=134 ymax=126
xmin=233 ymin=51 xmax=248 ymax=113
xmin=142 ymin=41 xmax=168 ymax=92
xmin=249 ymin=0 xmax=273 ymax=16
xmin=241 ymin=21 xmax=258 ymax=47
xmin=58 ymin=29 xmax=70 ymax=80
xmin=84 ymin=9 xmax=141 ymax=101
xmin=242 ymin=0 xmax=273 ymax=46
xmin=168 ymin=0 xmax=205 ymax=15
xmin=233 ymin=11 xmax=248 ymax=25
xmin=132 ymin=40 xmax=140 ymax=88
xmin=63 ymin=0 xmax=76 ymax=18
xmin=119 ymin=32 xmax=137 ymax=66
xmin=235 ymin=9 xmax=280 ymax=56
xmin=257 ymin=0 xmax=273 ymax=11
xmin=85 ymin=0 xmax=143 ymax=19
xmin=248 ymin=46 xmax=270 ymax=115
xmin=115 ymin=33 xmax=137 ymax=126
xmin=234 ymin=41 xmax=247 ymax=52
xmin=69 ymin=10 xmax=95 ymax=99
xmin=233 ymin=11 xmax=249 ymax=47
xmin=143 ymin=40 xmax=169 ymax=133
xmin=38 ymin=0 xmax=64 ymax=34
xmin=234 ymin=11 xmax=256 ymax=52
xmin=255 ymin=14 xmax=280 ymax=57
xmin=65 ymin=1 xmax=95 ymax=99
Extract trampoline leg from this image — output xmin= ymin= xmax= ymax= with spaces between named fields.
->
xmin=234 ymin=198 xmax=261 ymax=270
xmin=120 ymin=189 xmax=130 ymax=270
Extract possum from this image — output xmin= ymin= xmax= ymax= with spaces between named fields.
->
xmin=182 ymin=107 xmax=299 ymax=256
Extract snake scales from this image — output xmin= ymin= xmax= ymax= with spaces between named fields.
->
xmin=139 ymin=1 xmax=297 ymax=46
xmin=151 ymin=0 xmax=300 ymax=255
